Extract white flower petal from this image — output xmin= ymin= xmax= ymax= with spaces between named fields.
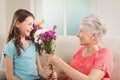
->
xmin=42 ymin=29 xmax=47 ymax=33
xmin=34 ymin=30 xmax=42 ymax=37
xmin=34 ymin=38 xmax=38 ymax=43
xmin=38 ymin=40 xmax=42 ymax=44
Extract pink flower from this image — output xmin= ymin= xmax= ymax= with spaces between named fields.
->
xmin=33 ymin=24 xmax=42 ymax=30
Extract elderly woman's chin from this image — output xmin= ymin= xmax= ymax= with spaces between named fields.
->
xmin=79 ymin=40 xmax=84 ymax=45
xmin=80 ymin=42 xmax=88 ymax=46
xmin=80 ymin=43 xmax=85 ymax=46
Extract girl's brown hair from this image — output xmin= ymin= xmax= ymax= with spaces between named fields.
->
xmin=7 ymin=9 xmax=41 ymax=56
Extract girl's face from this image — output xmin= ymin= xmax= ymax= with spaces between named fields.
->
xmin=77 ymin=25 xmax=93 ymax=46
xmin=16 ymin=16 xmax=34 ymax=38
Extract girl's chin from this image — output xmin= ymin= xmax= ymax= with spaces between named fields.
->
xmin=26 ymin=33 xmax=30 ymax=36
xmin=25 ymin=35 xmax=30 ymax=37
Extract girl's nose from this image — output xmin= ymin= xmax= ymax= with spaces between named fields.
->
xmin=31 ymin=25 xmax=34 ymax=30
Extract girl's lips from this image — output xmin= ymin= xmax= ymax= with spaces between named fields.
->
xmin=26 ymin=30 xmax=31 ymax=35
xmin=27 ymin=30 xmax=31 ymax=33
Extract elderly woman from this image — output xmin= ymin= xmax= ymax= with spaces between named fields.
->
xmin=46 ymin=14 xmax=113 ymax=80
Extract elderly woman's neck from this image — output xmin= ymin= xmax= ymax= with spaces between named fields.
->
xmin=86 ymin=44 xmax=103 ymax=53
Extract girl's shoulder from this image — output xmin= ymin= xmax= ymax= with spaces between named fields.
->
xmin=5 ymin=38 xmax=15 ymax=48
xmin=3 ymin=38 xmax=16 ymax=58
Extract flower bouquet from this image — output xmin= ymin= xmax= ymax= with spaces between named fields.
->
xmin=33 ymin=21 xmax=57 ymax=79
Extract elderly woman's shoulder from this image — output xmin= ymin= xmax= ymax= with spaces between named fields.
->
xmin=97 ymin=48 xmax=113 ymax=57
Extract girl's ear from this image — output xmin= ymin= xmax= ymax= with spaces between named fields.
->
xmin=15 ymin=21 xmax=21 ymax=28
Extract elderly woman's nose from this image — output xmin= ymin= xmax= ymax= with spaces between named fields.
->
xmin=76 ymin=32 xmax=80 ymax=37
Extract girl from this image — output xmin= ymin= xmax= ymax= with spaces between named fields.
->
xmin=3 ymin=9 xmax=51 ymax=80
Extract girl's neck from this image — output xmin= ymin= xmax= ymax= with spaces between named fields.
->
xmin=20 ymin=37 xmax=31 ymax=46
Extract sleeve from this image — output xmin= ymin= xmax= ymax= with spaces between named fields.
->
xmin=3 ymin=43 xmax=16 ymax=58
xmin=92 ymin=49 xmax=113 ymax=78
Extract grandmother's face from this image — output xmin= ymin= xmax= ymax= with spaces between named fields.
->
xmin=77 ymin=25 xmax=93 ymax=46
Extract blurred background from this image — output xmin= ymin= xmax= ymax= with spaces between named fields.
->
xmin=0 ymin=0 xmax=120 ymax=37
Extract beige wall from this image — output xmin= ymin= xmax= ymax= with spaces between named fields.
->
xmin=95 ymin=0 xmax=120 ymax=36
xmin=0 ymin=0 xmax=6 ymax=36
xmin=6 ymin=0 xmax=31 ymax=31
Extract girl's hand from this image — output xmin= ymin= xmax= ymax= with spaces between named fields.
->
xmin=50 ymin=71 xmax=57 ymax=80
xmin=43 ymin=65 xmax=57 ymax=80
xmin=44 ymin=65 xmax=52 ymax=78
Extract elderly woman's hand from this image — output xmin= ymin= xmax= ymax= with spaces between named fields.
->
xmin=45 ymin=54 xmax=62 ymax=66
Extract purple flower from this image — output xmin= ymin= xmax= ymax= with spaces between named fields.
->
xmin=33 ymin=24 xmax=42 ymax=30
xmin=40 ymin=30 xmax=56 ymax=41
xmin=46 ymin=30 xmax=56 ymax=40
xmin=40 ymin=33 xmax=47 ymax=41
xmin=53 ymin=25 xmax=57 ymax=31
xmin=34 ymin=23 xmax=57 ymax=55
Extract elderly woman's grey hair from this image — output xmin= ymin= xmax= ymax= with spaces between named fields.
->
xmin=81 ymin=14 xmax=107 ymax=41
